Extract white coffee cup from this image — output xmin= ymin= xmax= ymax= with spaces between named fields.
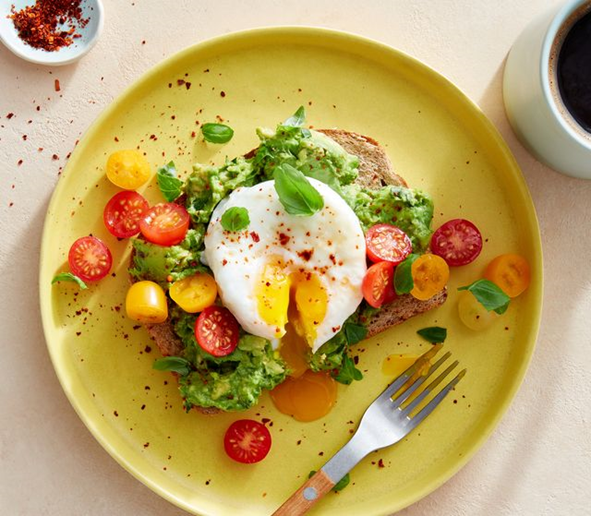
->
xmin=503 ymin=0 xmax=591 ymax=180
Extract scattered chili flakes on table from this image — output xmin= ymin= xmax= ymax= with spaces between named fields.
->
xmin=9 ymin=0 xmax=89 ymax=52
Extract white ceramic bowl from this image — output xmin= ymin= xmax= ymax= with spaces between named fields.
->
xmin=503 ymin=0 xmax=591 ymax=180
xmin=0 ymin=0 xmax=104 ymax=66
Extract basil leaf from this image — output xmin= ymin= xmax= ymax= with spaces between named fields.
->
xmin=283 ymin=106 xmax=306 ymax=127
xmin=153 ymin=357 xmax=192 ymax=376
xmin=334 ymin=354 xmax=363 ymax=385
xmin=394 ymin=254 xmax=419 ymax=295
xmin=333 ymin=473 xmax=350 ymax=492
xmin=157 ymin=161 xmax=183 ymax=202
xmin=458 ymin=279 xmax=510 ymax=314
xmin=417 ymin=326 xmax=447 ymax=343
xmin=201 ymin=123 xmax=234 ymax=144
xmin=344 ymin=323 xmax=367 ymax=346
xmin=494 ymin=299 xmax=510 ymax=315
xmin=51 ymin=272 xmax=88 ymax=290
xmin=309 ymin=471 xmax=350 ymax=492
xmin=221 ymin=206 xmax=250 ymax=232
xmin=274 ymin=163 xmax=324 ymax=216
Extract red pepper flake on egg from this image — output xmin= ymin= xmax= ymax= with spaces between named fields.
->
xmin=297 ymin=249 xmax=314 ymax=261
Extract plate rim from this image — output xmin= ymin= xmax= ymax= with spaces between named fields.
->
xmin=39 ymin=25 xmax=543 ymax=515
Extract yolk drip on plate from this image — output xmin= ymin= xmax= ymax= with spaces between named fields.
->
xmin=382 ymin=353 xmax=433 ymax=407
xmin=382 ymin=353 xmax=432 ymax=379
xmin=383 ymin=354 xmax=422 ymax=377
xmin=259 ymin=260 xmax=337 ymax=421
xmin=270 ymin=370 xmax=337 ymax=422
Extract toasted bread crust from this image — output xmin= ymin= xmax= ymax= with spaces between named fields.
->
xmin=145 ymin=322 xmax=183 ymax=357
xmin=140 ymin=129 xmax=445 ymax=414
xmin=317 ymin=129 xmax=408 ymax=189
xmin=366 ymin=289 xmax=447 ymax=337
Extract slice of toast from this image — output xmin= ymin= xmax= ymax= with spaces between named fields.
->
xmin=142 ymin=129 xmax=446 ymax=412
xmin=317 ymin=129 xmax=447 ymax=338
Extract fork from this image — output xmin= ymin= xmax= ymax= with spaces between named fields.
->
xmin=272 ymin=344 xmax=466 ymax=516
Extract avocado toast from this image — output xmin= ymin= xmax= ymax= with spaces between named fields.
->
xmin=129 ymin=111 xmax=446 ymax=414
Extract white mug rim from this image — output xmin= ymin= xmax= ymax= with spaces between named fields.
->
xmin=540 ymin=0 xmax=591 ymax=150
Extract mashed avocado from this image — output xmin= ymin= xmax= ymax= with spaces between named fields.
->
xmin=185 ymin=157 xmax=259 ymax=224
xmin=254 ymin=127 xmax=359 ymax=189
xmin=129 ymin=228 xmax=206 ymax=287
xmin=132 ymin=109 xmax=436 ymax=411
xmin=171 ymin=309 xmax=286 ymax=411
xmin=343 ymin=184 xmax=434 ymax=251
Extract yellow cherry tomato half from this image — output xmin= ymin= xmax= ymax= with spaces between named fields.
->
xmin=106 ymin=149 xmax=151 ymax=190
xmin=410 ymin=254 xmax=450 ymax=301
xmin=484 ymin=254 xmax=531 ymax=298
xmin=169 ymin=273 xmax=217 ymax=313
xmin=126 ymin=281 xmax=168 ymax=324
xmin=457 ymin=290 xmax=498 ymax=330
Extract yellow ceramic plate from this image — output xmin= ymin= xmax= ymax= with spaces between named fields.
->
xmin=40 ymin=28 xmax=542 ymax=515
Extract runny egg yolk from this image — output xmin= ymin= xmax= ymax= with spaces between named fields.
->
xmin=260 ymin=261 xmax=335 ymax=420
xmin=270 ymin=370 xmax=337 ymax=422
xmin=257 ymin=260 xmax=328 ymax=347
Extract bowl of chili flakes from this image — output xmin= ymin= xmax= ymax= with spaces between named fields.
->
xmin=0 ymin=0 xmax=104 ymax=66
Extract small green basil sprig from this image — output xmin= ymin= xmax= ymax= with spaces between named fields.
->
xmin=458 ymin=279 xmax=510 ymax=314
xmin=333 ymin=322 xmax=367 ymax=384
xmin=221 ymin=207 xmax=250 ymax=232
xmin=153 ymin=357 xmax=192 ymax=376
xmin=394 ymin=254 xmax=419 ymax=294
xmin=157 ymin=161 xmax=184 ymax=202
xmin=51 ymin=272 xmax=88 ymax=289
xmin=201 ymin=123 xmax=234 ymax=144
xmin=274 ymin=163 xmax=324 ymax=216
xmin=282 ymin=105 xmax=311 ymax=137
xmin=417 ymin=326 xmax=447 ymax=344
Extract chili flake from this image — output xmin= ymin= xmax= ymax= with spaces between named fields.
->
xmin=9 ymin=0 xmax=89 ymax=52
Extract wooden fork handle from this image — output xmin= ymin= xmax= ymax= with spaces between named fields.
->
xmin=272 ymin=469 xmax=335 ymax=516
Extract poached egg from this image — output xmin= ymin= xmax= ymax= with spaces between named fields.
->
xmin=203 ymin=178 xmax=366 ymax=354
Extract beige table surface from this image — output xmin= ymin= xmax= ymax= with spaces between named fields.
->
xmin=1 ymin=1 xmax=590 ymax=515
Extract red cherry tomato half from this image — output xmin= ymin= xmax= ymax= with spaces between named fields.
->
xmin=362 ymin=261 xmax=395 ymax=308
xmin=383 ymin=276 xmax=398 ymax=305
xmin=365 ymin=224 xmax=412 ymax=265
xmin=68 ymin=236 xmax=113 ymax=282
xmin=103 ymin=191 xmax=149 ymax=238
xmin=431 ymin=218 xmax=483 ymax=267
xmin=139 ymin=202 xmax=190 ymax=246
xmin=224 ymin=419 xmax=272 ymax=464
xmin=195 ymin=306 xmax=240 ymax=357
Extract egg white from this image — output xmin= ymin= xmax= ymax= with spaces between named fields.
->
xmin=203 ymin=179 xmax=367 ymax=353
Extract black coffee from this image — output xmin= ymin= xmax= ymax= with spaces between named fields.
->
xmin=557 ymin=9 xmax=591 ymax=133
